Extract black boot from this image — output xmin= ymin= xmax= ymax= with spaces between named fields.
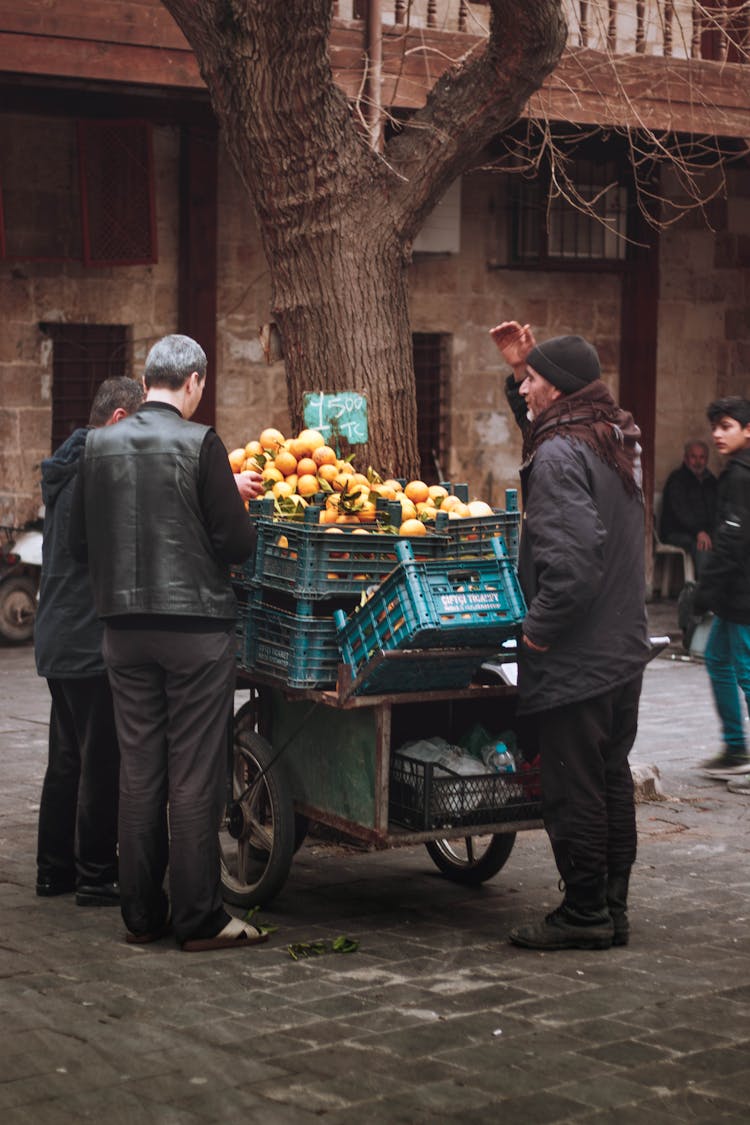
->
xmin=509 ymin=877 xmax=614 ymax=951
xmin=607 ymin=870 xmax=630 ymax=947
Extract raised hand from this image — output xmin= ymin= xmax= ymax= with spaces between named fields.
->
xmin=489 ymin=321 xmax=536 ymax=367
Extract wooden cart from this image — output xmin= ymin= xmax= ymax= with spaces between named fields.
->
xmin=220 ymin=656 xmax=542 ymax=908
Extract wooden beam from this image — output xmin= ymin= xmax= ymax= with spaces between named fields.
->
xmin=178 ymin=123 xmax=218 ymax=428
xmin=529 ymin=48 xmax=750 ymax=136
xmin=0 ymin=13 xmax=748 ymax=139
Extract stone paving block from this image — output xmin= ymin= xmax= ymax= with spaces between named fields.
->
xmin=2 ymin=613 xmax=750 ymax=1120
xmin=477 ymin=1088 xmax=592 ymax=1124
xmin=581 ymin=1038 xmax=673 ymax=1069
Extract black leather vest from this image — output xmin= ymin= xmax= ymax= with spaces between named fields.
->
xmin=84 ymin=407 xmax=236 ymax=619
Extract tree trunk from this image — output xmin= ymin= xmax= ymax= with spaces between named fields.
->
xmin=160 ymin=0 xmax=567 ymax=477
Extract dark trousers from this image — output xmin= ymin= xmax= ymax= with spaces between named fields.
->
xmin=37 ymin=676 xmax=120 ymax=887
xmin=534 ymin=673 xmax=643 ymax=889
xmin=102 ymin=625 xmax=235 ymax=943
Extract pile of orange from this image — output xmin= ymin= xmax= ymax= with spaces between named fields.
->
xmin=228 ymin=427 xmax=494 ymax=535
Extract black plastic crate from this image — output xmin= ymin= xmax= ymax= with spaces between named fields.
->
xmin=389 ymin=751 xmax=542 ymax=831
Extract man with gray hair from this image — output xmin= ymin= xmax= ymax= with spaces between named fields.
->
xmin=70 ymin=335 xmax=265 ymax=950
xmin=660 ymin=439 xmax=717 ymax=575
xmin=36 ymin=376 xmax=144 ymax=905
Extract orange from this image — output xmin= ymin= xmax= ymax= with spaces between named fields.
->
xmin=370 ymin=483 xmax=398 ymax=501
xmin=428 ymin=485 xmax=449 ymax=502
xmin=318 ymin=507 xmax=338 ymax=524
xmin=404 ymin=480 xmax=429 ymax=504
xmin=357 ymin=501 xmax=377 ymax=523
xmin=312 ymin=444 xmax=337 ymax=468
xmin=261 ymin=466 xmax=284 ymax=483
xmin=285 ymin=473 xmax=298 ymax=493
xmin=272 ymin=480 xmax=294 ymax=499
xmin=296 ymin=474 xmax=320 ymax=497
xmin=337 ymin=461 xmax=355 ymax=475
xmin=273 ymin=449 xmax=298 ymax=477
xmin=383 ymin=479 xmax=403 ymax=493
xmin=440 ymin=494 xmax=463 ymax=513
xmin=296 ymin=428 xmax=326 ymax=452
xmin=296 ymin=457 xmax=318 ymax=478
xmin=244 ymin=440 xmax=263 ymax=458
xmin=336 ymin=514 xmax=360 ymax=524
xmin=287 ymin=437 xmax=311 ymax=460
xmin=466 ymin=499 xmax=494 ymax=517
xmin=317 ymin=463 xmax=339 ymax=484
xmin=399 ymin=518 xmax=427 ymax=536
xmin=416 ymin=502 xmax=437 ymax=520
xmin=228 ymin=448 xmax=246 ymax=473
xmin=398 ymin=495 xmax=417 ymax=522
xmin=259 ymin=427 xmax=285 ymax=451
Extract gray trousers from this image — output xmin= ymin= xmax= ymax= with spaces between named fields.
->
xmin=103 ymin=625 xmax=235 ymax=942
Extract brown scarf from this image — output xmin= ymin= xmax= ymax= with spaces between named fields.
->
xmin=522 ymin=380 xmax=643 ymax=499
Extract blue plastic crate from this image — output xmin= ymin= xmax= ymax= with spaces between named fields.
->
xmin=245 ymin=516 xmax=450 ymax=600
xmin=239 ymin=594 xmax=340 ymax=689
xmin=335 ymin=538 xmax=526 ymax=689
xmin=437 ymin=510 xmax=520 ymax=567
xmin=338 ymin=647 xmax=495 ymax=696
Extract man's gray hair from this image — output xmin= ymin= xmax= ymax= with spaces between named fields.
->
xmin=88 ymin=377 xmax=144 ymax=426
xmin=144 ymin=334 xmax=207 ymax=391
xmin=683 ymin=439 xmax=709 ymax=457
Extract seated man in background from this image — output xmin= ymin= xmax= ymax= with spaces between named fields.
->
xmin=660 ymin=440 xmax=717 ymax=575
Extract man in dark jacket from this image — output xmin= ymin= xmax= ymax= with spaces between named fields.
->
xmin=693 ymin=397 xmax=750 ymax=790
xmin=660 ymin=440 xmax=717 ymax=574
xmin=70 ymin=334 xmax=266 ymax=950
xmin=491 ymin=320 xmax=650 ymax=950
xmin=35 ymin=377 xmax=144 ymax=904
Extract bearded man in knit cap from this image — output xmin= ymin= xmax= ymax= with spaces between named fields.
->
xmin=491 ymin=320 xmax=650 ymax=951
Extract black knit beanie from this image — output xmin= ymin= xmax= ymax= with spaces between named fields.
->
xmin=526 ymin=335 xmax=601 ymax=394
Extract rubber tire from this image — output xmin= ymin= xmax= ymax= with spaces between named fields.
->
xmin=425 ymin=832 xmax=516 ymax=886
xmin=219 ymin=703 xmax=295 ymax=908
xmin=0 ymin=576 xmax=37 ymax=643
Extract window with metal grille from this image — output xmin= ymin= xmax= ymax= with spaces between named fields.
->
xmin=510 ymin=157 xmax=629 ymax=268
xmin=41 ymin=323 xmax=129 ymax=450
xmin=413 ymin=333 xmax=451 ymax=484
xmin=0 ymin=116 xmax=156 ymax=265
xmin=78 ymin=120 xmax=157 ymax=265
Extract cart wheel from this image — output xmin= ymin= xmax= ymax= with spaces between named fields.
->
xmin=219 ymin=703 xmax=295 ymax=908
xmin=0 ymin=576 xmax=37 ymax=643
xmin=425 ymin=832 xmax=516 ymax=886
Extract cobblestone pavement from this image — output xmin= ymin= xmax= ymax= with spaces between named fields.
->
xmin=1 ymin=603 xmax=749 ymax=1124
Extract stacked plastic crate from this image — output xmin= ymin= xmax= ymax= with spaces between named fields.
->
xmin=235 ymin=488 xmax=523 ymax=692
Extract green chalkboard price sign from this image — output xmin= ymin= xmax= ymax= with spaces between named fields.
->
xmin=302 ymin=392 xmax=369 ymax=446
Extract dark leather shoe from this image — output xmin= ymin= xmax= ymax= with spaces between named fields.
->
xmin=76 ymin=881 xmax=120 ymax=907
xmin=36 ymin=876 xmax=75 ymax=897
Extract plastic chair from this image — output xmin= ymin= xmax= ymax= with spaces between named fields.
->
xmin=652 ymin=493 xmax=695 ymax=597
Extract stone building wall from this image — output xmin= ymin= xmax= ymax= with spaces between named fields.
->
xmin=655 ymin=166 xmax=750 ymax=488
xmin=2 ymin=118 xmax=748 ymax=530
xmin=0 ymin=120 xmax=180 ymax=527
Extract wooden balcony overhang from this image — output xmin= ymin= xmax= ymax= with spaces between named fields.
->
xmin=0 ymin=5 xmax=748 ymax=139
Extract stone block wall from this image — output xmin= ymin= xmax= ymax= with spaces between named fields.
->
xmin=0 ymin=121 xmax=180 ymax=527
xmin=655 ymin=166 xmax=750 ymax=489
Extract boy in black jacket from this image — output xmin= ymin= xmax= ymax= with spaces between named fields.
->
xmin=694 ymin=397 xmax=750 ymax=790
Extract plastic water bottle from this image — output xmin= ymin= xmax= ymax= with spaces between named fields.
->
xmin=481 ymin=741 xmax=516 ymax=774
